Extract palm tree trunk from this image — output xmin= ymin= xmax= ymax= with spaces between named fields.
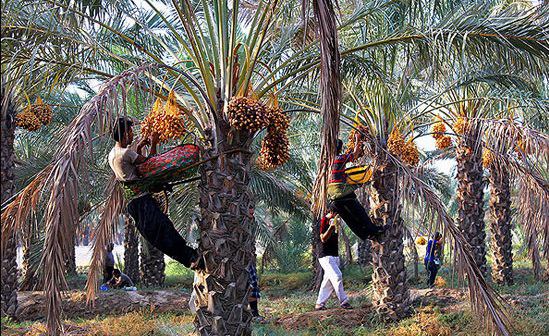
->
xmin=1 ymin=84 xmax=19 ymax=318
xmin=357 ymin=240 xmax=371 ymax=267
xmin=340 ymin=228 xmax=353 ymax=268
xmin=405 ymin=229 xmax=419 ymax=280
xmin=64 ymin=226 xmax=77 ymax=276
xmin=370 ymin=159 xmax=410 ymax=320
xmin=124 ymin=215 xmax=140 ymax=284
xmin=356 ymin=188 xmax=371 ymax=268
xmin=456 ymin=139 xmax=487 ymax=276
xmin=526 ymin=229 xmax=543 ymax=281
xmin=310 ymin=217 xmax=324 ymax=291
xmin=488 ymin=167 xmax=513 ymax=285
xmin=140 ymin=240 xmax=165 ymax=287
xmin=193 ymin=148 xmax=255 ymax=336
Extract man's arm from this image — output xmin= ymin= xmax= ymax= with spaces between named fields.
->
xmin=320 ymin=217 xmax=338 ymax=243
xmin=352 ymin=132 xmax=363 ymax=159
xmin=149 ymin=133 xmax=159 ymax=156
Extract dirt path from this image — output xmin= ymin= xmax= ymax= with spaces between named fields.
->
xmin=16 ymin=290 xmax=190 ymax=321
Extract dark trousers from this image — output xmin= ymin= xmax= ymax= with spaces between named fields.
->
xmin=424 ymin=260 xmax=439 ymax=287
xmin=330 ymin=193 xmax=379 ymax=240
xmin=127 ymin=194 xmax=197 ymax=268
xmin=103 ymin=266 xmax=114 ymax=283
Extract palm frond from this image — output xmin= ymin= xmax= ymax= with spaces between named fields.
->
xmin=310 ymin=0 xmax=342 ymax=217
xmin=85 ymin=178 xmax=124 ymax=305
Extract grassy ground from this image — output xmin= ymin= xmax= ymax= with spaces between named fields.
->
xmin=2 ymin=261 xmax=548 ymax=336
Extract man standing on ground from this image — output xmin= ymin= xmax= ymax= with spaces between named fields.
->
xmin=315 ymin=210 xmax=352 ymax=310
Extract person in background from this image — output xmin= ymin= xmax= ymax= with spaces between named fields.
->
xmin=248 ymin=263 xmax=264 ymax=321
xmin=103 ymin=243 xmax=115 ymax=283
xmin=315 ymin=210 xmax=352 ymax=310
xmin=107 ymin=269 xmax=134 ymax=289
xmin=424 ymin=232 xmax=443 ymax=288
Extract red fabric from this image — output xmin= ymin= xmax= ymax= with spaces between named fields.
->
xmin=320 ymin=216 xmax=329 ymax=234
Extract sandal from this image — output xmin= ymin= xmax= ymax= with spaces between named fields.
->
xmin=340 ymin=302 xmax=353 ymax=309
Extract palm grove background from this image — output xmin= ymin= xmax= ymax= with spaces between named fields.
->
xmin=1 ymin=0 xmax=548 ymax=335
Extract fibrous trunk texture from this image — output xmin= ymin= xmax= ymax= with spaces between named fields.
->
xmin=140 ymin=240 xmax=165 ymax=287
xmin=357 ymin=240 xmax=372 ymax=267
xmin=488 ymin=168 xmax=513 ymax=285
xmin=370 ymin=159 xmax=410 ymax=320
xmin=310 ymin=217 xmax=323 ymax=291
xmin=1 ymin=84 xmax=18 ymax=318
xmin=193 ymin=148 xmax=255 ymax=336
xmin=124 ymin=216 xmax=140 ymax=284
xmin=340 ymin=229 xmax=353 ymax=268
xmin=357 ymin=188 xmax=372 ymax=267
xmin=456 ymin=139 xmax=487 ymax=276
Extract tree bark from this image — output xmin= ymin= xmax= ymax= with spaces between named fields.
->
xmin=310 ymin=217 xmax=323 ymax=292
xmin=124 ymin=215 xmax=140 ymax=284
xmin=488 ymin=167 xmax=513 ymax=285
xmin=1 ymin=84 xmax=18 ymax=318
xmin=357 ymin=240 xmax=372 ymax=267
xmin=456 ymin=136 xmax=487 ymax=276
xmin=369 ymin=159 xmax=410 ymax=321
xmin=193 ymin=147 xmax=256 ymax=335
xmin=356 ymin=187 xmax=372 ymax=268
xmin=140 ymin=240 xmax=165 ymax=288
xmin=340 ymin=228 xmax=353 ymax=268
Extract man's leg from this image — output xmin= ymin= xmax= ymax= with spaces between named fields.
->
xmin=426 ymin=261 xmax=436 ymax=287
xmin=332 ymin=196 xmax=381 ymax=240
xmin=429 ymin=264 xmax=439 ymax=287
xmin=316 ymin=257 xmax=335 ymax=307
xmin=128 ymin=194 xmax=198 ymax=268
xmin=325 ymin=257 xmax=349 ymax=305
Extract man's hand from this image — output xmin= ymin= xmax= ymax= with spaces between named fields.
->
xmin=150 ymin=132 xmax=160 ymax=145
xmin=149 ymin=132 xmax=160 ymax=155
xmin=137 ymin=137 xmax=150 ymax=149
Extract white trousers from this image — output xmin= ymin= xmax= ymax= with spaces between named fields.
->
xmin=316 ymin=256 xmax=348 ymax=306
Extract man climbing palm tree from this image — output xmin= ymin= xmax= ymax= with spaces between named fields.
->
xmin=327 ymin=134 xmax=385 ymax=240
xmin=108 ymin=117 xmax=202 ymax=270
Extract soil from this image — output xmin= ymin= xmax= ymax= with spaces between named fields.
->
xmin=16 ymin=290 xmax=190 ymax=321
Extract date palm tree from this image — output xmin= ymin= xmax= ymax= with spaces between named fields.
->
xmin=1 ymin=80 xmax=19 ymax=318
xmin=123 ymin=215 xmax=140 ymax=284
xmin=2 ymin=1 xmax=548 ymax=335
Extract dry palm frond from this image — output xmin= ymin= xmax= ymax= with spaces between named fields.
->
xmin=518 ymin=178 xmax=549 ymax=269
xmin=310 ymin=0 xmax=341 ymax=218
xmin=481 ymin=118 xmax=549 ymax=160
xmin=0 ymin=64 xmax=155 ymax=335
xmin=1 ymin=165 xmax=52 ymax=255
xmin=85 ymin=177 xmax=125 ymax=303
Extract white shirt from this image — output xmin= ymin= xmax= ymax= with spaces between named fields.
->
xmin=108 ymin=145 xmax=140 ymax=181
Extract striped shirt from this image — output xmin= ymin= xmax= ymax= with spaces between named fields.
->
xmin=330 ymin=153 xmax=354 ymax=183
